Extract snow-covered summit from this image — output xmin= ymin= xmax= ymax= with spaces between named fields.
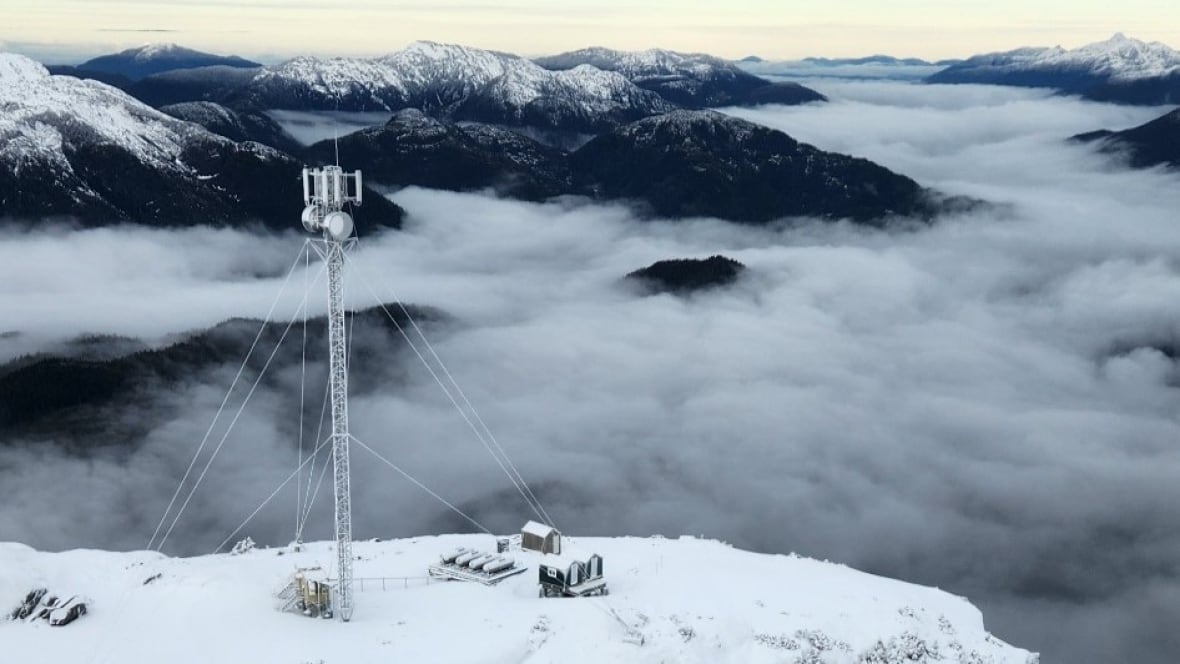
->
xmin=253 ymin=55 xmax=412 ymax=99
xmin=536 ymin=46 xmax=736 ymax=79
xmin=129 ymin=42 xmax=188 ymax=61
xmin=0 ymin=52 xmax=200 ymax=169
xmin=927 ymin=33 xmax=1180 ymax=103
xmin=240 ymin=42 xmax=673 ymax=132
xmin=0 ymin=535 xmax=1037 ymax=663
xmin=0 ymin=52 xmax=393 ymax=228
xmin=951 ymin=33 xmax=1180 ymax=80
xmin=254 ymin=40 xmax=642 ymax=102
xmin=0 ymin=52 xmax=50 ymax=82
xmin=1055 ymin=33 xmax=1180 ymax=79
xmin=534 ymin=46 xmax=826 ymax=108
xmin=76 ymin=43 xmax=260 ymax=81
xmin=384 ymin=39 xmax=523 ymax=82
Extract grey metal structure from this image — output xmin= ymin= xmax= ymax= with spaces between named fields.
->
xmin=301 ymin=165 xmax=362 ymax=622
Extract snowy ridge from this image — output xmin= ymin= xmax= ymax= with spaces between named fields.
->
xmin=0 ymin=53 xmax=213 ymax=171
xmin=533 ymin=46 xmax=825 ymax=108
xmin=1053 ymin=33 xmax=1180 ymax=79
xmin=132 ymin=43 xmax=187 ymax=62
xmin=0 ymin=51 xmax=344 ymax=227
xmin=0 ymin=536 xmax=1036 ymax=663
xmin=381 ymin=40 xmax=518 ymax=92
xmin=942 ymin=33 xmax=1180 ymax=81
xmin=0 ymin=52 xmax=50 ymax=82
xmin=535 ymin=46 xmax=740 ymax=79
xmin=253 ymin=55 xmax=412 ymax=101
xmin=243 ymin=41 xmax=674 ymax=128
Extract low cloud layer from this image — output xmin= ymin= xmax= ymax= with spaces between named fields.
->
xmin=265 ymin=110 xmax=393 ymax=145
xmin=3 ymin=81 xmax=1180 ymax=663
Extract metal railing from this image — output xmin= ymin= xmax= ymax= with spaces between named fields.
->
xmin=326 ymin=576 xmax=438 ymax=592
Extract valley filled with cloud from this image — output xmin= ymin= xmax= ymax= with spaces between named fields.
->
xmin=2 ymin=80 xmax=1179 ymax=662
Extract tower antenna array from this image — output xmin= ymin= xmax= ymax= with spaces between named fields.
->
xmin=301 ymin=165 xmax=363 ymax=621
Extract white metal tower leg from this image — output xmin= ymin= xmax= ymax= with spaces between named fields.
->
xmin=326 ymin=239 xmax=354 ymax=622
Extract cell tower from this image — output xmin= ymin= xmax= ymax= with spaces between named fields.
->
xmin=301 ymin=165 xmax=363 ymax=622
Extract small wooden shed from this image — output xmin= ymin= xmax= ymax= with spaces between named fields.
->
xmin=521 ymin=520 xmax=561 ymax=555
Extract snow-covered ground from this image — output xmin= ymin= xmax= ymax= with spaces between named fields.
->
xmin=2 ymin=535 xmax=1035 ymax=663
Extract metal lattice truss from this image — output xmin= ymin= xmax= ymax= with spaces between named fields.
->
xmin=326 ymin=239 xmax=353 ymax=622
xmin=303 ymin=165 xmax=362 ymax=622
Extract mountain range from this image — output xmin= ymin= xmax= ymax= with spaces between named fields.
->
xmin=928 ymin=33 xmax=1180 ymax=104
xmin=234 ymin=43 xmax=679 ymax=134
xmin=41 ymin=42 xmax=824 ymax=138
xmin=0 ymin=49 xmax=953 ymax=228
xmin=802 ymin=55 xmax=955 ymax=67
xmin=735 ymin=55 xmax=949 ymax=81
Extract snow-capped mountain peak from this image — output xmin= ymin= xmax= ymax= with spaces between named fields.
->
xmin=393 ymin=40 xmax=522 ymax=63
xmin=132 ymin=42 xmax=187 ymax=60
xmin=241 ymin=43 xmax=673 ymax=131
xmin=381 ymin=40 xmax=516 ymax=90
xmin=75 ymin=43 xmax=261 ymax=81
xmin=1062 ymin=32 xmax=1180 ymax=78
xmin=927 ymin=33 xmax=1180 ymax=102
xmin=0 ymin=53 xmax=197 ymax=169
xmin=534 ymin=46 xmax=826 ymax=109
xmin=536 ymin=46 xmax=736 ymax=78
xmin=0 ymin=52 xmax=49 ymax=83
xmin=256 ymin=55 xmax=411 ymax=99
xmin=0 ymin=51 xmax=367 ymax=228
xmin=949 ymin=33 xmax=1180 ymax=80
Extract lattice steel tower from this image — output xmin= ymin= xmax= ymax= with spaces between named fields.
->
xmin=301 ymin=166 xmax=362 ymax=622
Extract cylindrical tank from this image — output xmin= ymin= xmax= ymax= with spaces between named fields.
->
xmin=467 ymin=555 xmax=495 ymax=570
xmin=484 ymin=557 xmax=514 ymax=573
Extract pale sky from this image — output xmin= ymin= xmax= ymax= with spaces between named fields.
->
xmin=1 ymin=0 xmax=1178 ymax=64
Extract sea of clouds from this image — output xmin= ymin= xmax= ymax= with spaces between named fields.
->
xmin=1 ymin=80 xmax=1178 ymax=663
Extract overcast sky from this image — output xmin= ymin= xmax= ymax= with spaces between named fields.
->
xmin=1 ymin=0 xmax=1179 ymax=63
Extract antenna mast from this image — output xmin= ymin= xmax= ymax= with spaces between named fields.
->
xmin=301 ymin=165 xmax=363 ymax=621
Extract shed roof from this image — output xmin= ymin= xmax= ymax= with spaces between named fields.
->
xmin=540 ymin=549 xmax=598 ymax=570
xmin=521 ymin=520 xmax=557 ymax=538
